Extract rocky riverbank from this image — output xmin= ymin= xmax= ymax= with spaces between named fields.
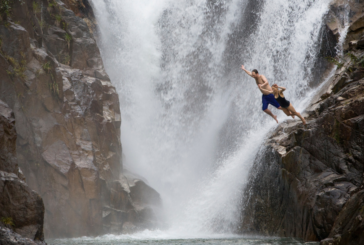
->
xmin=240 ymin=4 xmax=364 ymax=245
xmin=0 ymin=0 xmax=160 ymax=239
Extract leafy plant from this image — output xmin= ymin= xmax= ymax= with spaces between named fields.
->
xmin=65 ymin=33 xmax=72 ymax=48
xmin=42 ymin=61 xmax=51 ymax=73
xmin=1 ymin=217 xmax=14 ymax=227
xmin=63 ymin=54 xmax=70 ymax=65
xmin=0 ymin=0 xmax=13 ymax=18
xmin=62 ymin=21 xmax=67 ymax=30
xmin=54 ymin=14 xmax=61 ymax=21
xmin=38 ymin=19 xmax=45 ymax=29
xmin=332 ymin=119 xmax=342 ymax=144
xmin=32 ymin=1 xmax=40 ymax=14
xmin=65 ymin=33 xmax=72 ymax=42
xmin=1 ymin=0 xmax=24 ymax=19
xmin=49 ymin=74 xmax=59 ymax=95
xmin=5 ymin=54 xmax=26 ymax=79
xmin=326 ymin=56 xmax=344 ymax=69
xmin=53 ymin=14 xmax=61 ymax=26
xmin=346 ymin=52 xmax=364 ymax=67
xmin=346 ymin=52 xmax=358 ymax=63
xmin=48 ymin=1 xmax=56 ymax=7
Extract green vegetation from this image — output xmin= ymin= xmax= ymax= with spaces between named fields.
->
xmin=65 ymin=33 xmax=72 ymax=42
xmin=49 ymin=73 xmax=59 ymax=95
xmin=38 ymin=19 xmax=45 ymax=29
xmin=62 ymin=21 xmax=67 ymax=30
xmin=0 ymin=0 xmax=24 ymax=19
xmin=35 ymin=69 xmax=41 ymax=78
xmin=332 ymin=119 xmax=342 ymax=144
xmin=54 ymin=14 xmax=61 ymax=26
xmin=42 ymin=61 xmax=51 ymax=73
xmin=32 ymin=1 xmax=41 ymax=14
xmin=326 ymin=56 xmax=344 ymax=69
xmin=55 ymin=14 xmax=61 ymax=22
xmin=47 ymin=0 xmax=57 ymax=8
xmin=0 ymin=0 xmax=14 ymax=18
xmin=5 ymin=53 xmax=26 ymax=79
xmin=65 ymin=33 xmax=72 ymax=48
xmin=345 ymin=52 xmax=364 ymax=67
xmin=1 ymin=217 xmax=14 ymax=227
xmin=63 ymin=54 xmax=70 ymax=65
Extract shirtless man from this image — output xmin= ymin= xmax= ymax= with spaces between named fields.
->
xmin=241 ymin=65 xmax=280 ymax=123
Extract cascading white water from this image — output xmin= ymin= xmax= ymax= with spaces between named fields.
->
xmin=90 ymin=0 xmax=334 ymax=237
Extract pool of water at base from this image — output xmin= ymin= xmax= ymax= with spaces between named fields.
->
xmin=47 ymin=236 xmax=320 ymax=245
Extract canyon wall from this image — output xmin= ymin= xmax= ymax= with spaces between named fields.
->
xmin=0 ymin=0 xmax=160 ymax=238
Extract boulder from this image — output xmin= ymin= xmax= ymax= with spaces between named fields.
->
xmin=0 ymin=226 xmax=46 ymax=245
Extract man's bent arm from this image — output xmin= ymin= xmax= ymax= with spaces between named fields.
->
xmin=241 ymin=65 xmax=253 ymax=77
xmin=260 ymin=75 xmax=269 ymax=87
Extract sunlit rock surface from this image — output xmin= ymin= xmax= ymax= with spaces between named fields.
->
xmin=0 ymin=100 xmax=46 ymax=244
xmin=0 ymin=0 xmax=160 ymax=238
xmin=240 ymin=9 xmax=364 ymax=245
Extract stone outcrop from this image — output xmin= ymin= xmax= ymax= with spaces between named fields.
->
xmin=0 ymin=0 xmax=161 ymax=238
xmin=326 ymin=0 xmax=364 ymax=48
xmin=0 ymin=100 xmax=46 ymax=244
xmin=240 ymin=13 xmax=364 ymax=245
xmin=0 ymin=226 xmax=46 ymax=245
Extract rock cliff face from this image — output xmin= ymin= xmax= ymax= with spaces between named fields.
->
xmin=240 ymin=5 xmax=364 ymax=245
xmin=0 ymin=0 xmax=160 ymax=238
xmin=0 ymin=100 xmax=46 ymax=244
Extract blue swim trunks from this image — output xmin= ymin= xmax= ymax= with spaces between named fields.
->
xmin=262 ymin=94 xmax=281 ymax=111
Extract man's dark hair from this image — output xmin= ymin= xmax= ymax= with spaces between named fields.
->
xmin=252 ymin=69 xmax=259 ymax=74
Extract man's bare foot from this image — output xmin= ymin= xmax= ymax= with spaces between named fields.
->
xmin=303 ymin=119 xmax=307 ymax=125
xmin=290 ymin=112 xmax=296 ymax=119
xmin=274 ymin=115 xmax=278 ymax=124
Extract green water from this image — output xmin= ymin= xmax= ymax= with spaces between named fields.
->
xmin=48 ymin=235 xmax=319 ymax=245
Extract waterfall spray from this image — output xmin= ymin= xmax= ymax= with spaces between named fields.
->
xmin=90 ymin=0 xmax=332 ymax=237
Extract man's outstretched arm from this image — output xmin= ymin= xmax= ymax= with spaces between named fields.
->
xmin=241 ymin=65 xmax=253 ymax=77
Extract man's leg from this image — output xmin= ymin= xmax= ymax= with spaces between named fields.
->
xmin=263 ymin=108 xmax=278 ymax=123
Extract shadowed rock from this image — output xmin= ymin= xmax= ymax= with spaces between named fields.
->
xmin=0 ymin=100 xmax=45 ymax=243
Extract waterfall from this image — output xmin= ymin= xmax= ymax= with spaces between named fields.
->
xmin=90 ymin=0 xmax=333 ymax=237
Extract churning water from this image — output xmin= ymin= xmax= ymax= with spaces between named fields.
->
xmin=49 ymin=233 xmax=316 ymax=245
xmin=88 ymin=0 xmax=339 ymax=239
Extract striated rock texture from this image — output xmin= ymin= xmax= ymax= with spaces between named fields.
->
xmin=0 ymin=100 xmax=46 ymax=244
xmin=240 ymin=13 xmax=364 ymax=245
xmin=0 ymin=0 xmax=161 ymax=238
